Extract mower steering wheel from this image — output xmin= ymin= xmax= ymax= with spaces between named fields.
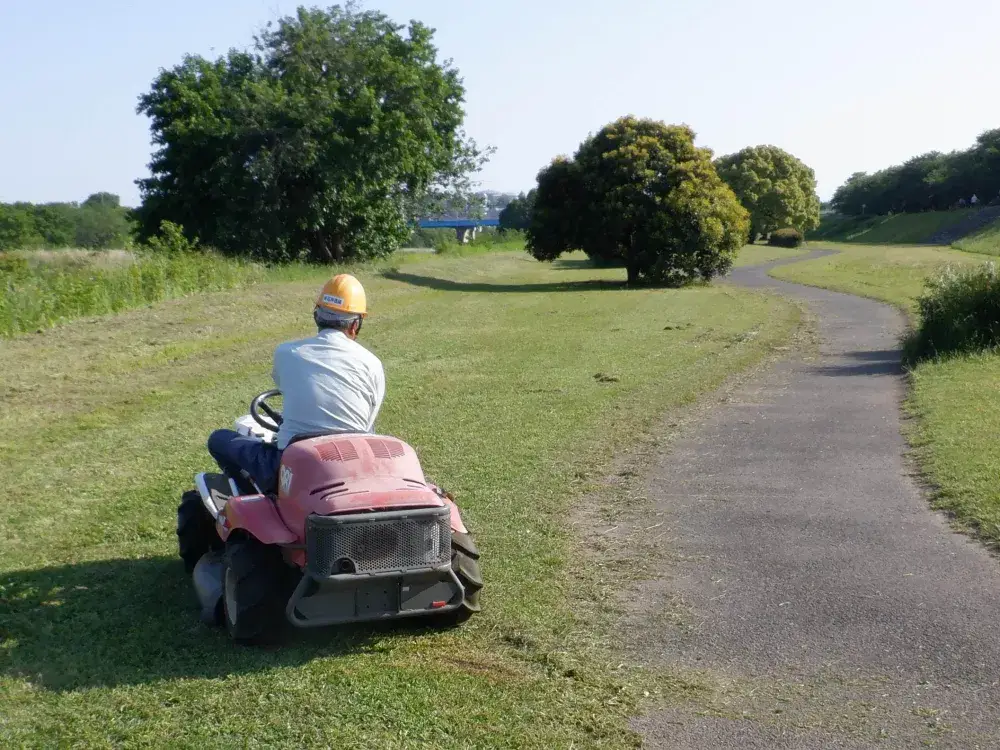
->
xmin=250 ymin=389 xmax=284 ymax=433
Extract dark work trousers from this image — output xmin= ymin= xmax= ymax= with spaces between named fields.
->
xmin=207 ymin=429 xmax=282 ymax=494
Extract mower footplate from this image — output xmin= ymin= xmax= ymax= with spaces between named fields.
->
xmin=286 ymin=567 xmax=463 ymax=627
xmin=196 ymin=472 xmax=237 ymax=518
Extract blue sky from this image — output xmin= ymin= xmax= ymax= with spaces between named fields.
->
xmin=2 ymin=0 xmax=999 ymax=205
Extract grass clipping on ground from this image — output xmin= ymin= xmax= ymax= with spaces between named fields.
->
xmin=767 ymin=242 xmax=1000 ymax=552
xmin=0 ymin=251 xmax=798 ymax=748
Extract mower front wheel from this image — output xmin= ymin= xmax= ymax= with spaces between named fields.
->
xmin=177 ymin=490 xmax=220 ymax=573
xmin=222 ymin=534 xmax=288 ymax=644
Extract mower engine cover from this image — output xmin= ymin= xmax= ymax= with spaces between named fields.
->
xmin=276 ymin=434 xmax=463 ymax=627
xmin=276 ymin=434 xmax=445 ymax=531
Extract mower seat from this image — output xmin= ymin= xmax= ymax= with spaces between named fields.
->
xmin=285 ymin=429 xmax=359 ymax=447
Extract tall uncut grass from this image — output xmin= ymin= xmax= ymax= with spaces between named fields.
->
xmin=0 ymin=250 xmax=262 ymax=337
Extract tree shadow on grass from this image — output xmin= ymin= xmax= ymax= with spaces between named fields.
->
xmin=550 ymin=257 xmax=626 ymax=271
xmin=382 ymin=270 xmax=626 ymax=293
xmin=0 ymin=556 xmax=452 ymax=691
xmin=551 ymin=258 xmax=597 ymax=270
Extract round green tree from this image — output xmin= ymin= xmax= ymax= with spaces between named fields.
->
xmin=714 ymin=145 xmax=821 ymax=241
xmin=526 ymin=117 xmax=749 ymax=284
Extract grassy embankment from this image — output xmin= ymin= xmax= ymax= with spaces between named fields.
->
xmin=770 ymin=244 xmax=1000 ymax=550
xmin=0 ymin=248 xmax=799 ymax=747
xmin=808 ymin=209 xmax=977 ymax=245
xmin=953 ymin=218 xmax=1000 ymax=256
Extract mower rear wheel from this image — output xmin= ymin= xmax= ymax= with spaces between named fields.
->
xmin=177 ymin=490 xmax=220 ymax=574
xmin=450 ymin=532 xmax=483 ymax=623
xmin=222 ymin=534 xmax=287 ymax=644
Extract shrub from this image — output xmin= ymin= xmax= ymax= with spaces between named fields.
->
xmin=767 ymin=228 xmax=804 ymax=247
xmin=145 ymin=220 xmax=198 ymax=254
xmin=908 ymin=263 xmax=1000 ymax=359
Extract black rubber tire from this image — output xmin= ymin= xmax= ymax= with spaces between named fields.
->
xmin=449 ymin=533 xmax=483 ymax=624
xmin=222 ymin=534 xmax=287 ymax=645
xmin=177 ymin=490 xmax=220 ymax=574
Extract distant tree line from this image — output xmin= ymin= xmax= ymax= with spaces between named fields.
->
xmin=832 ymin=129 xmax=1000 ymax=215
xmin=0 ymin=193 xmax=132 ymax=251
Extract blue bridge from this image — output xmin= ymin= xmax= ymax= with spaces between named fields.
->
xmin=417 ymin=217 xmax=500 ymax=243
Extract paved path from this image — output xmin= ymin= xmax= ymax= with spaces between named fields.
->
xmin=632 ymin=253 xmax=1000 ymax=749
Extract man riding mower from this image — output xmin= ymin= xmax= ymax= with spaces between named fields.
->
xmin=176 ymin=274 xmax=483 ymax=643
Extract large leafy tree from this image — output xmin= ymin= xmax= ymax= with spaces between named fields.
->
xmin=82 ymin=192 xmax=122 ymax=209
xmin=135 ymin=5 xmax=486 ymax=262
xmin=714 ymin=145 xmax=821 ymax=240
xmin=527 ymin=117 xmax=749 ymax=285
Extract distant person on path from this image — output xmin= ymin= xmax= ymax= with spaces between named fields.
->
xmin=971 ymin=194 xmax=980 ymax=208
xmin=206 ymin=274 xmax=385 ymax=493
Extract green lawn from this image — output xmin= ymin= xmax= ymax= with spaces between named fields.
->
xmin=0 ymin=250 xmax=798 ymax=747
xmin=733 ymin=243 xmax=809 ymax=267
xmin=769 ymin=242 xmax=987 ymax=314
xmin=770 ymin=243 xmax=1000 ymax=550
xmin=907 ymin=355 xmax=1000 ymax=547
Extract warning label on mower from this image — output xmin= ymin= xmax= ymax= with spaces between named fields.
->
xmin=280 ymin=466 xmax=293 ymax=495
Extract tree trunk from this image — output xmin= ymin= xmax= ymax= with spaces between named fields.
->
xmin=626 ymin=259 xmax=640 ymax=285
xmin=626 ymin=234 xmax=639 ymax=285
xmin=308 ymin=230 xmax=333 ymax=263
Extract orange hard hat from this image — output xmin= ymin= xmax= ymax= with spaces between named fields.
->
xmin=315 ymin=274 xmax=367 ymax=317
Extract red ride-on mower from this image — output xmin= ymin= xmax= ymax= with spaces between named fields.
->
xmin=177 ymin=390 xmax=483 ymax=643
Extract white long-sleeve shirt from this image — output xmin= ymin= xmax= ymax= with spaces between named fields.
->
xmin=271 ymin=329 xmax=385 ymax=450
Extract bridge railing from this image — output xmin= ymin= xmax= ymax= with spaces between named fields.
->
xmin=417 ymin=218 xmax=500 ymax=229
